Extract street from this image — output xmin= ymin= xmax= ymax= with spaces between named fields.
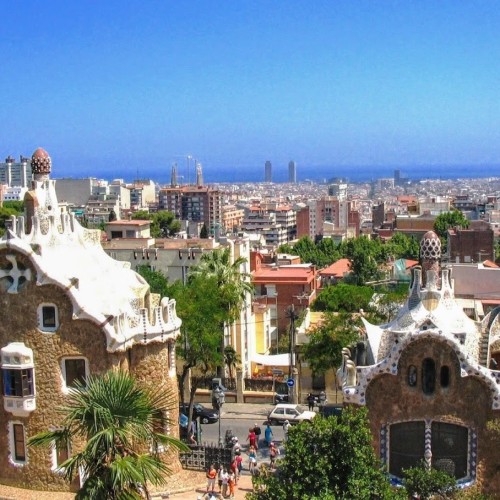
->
xmin=200 ymin=417 xmax=285 ymax=447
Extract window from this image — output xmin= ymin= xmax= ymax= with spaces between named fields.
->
xmin=422 ymin=358 xmax=436 ymax=394
xmin=61 ymin=358 xmax=88 ymax=392
xmin=37 ymin=303 xmax=58 ymax=332
xmin=2 ymin=368 xmax=34 ymax=397
xmin=51 ymin=436 xmax=70 ymax=471
xmin=408 ymin=365 xmax=417 ymax=387
xmin=8 ymin=422 xmax=27 ymax=465
xmin=389 ymin=421 xmax=470 ymax=481
xmin=389 ymin=422 xmax=425 ymax=477
xmin=432 ymin=422 xmax=468 ymax=479
xmin=440 ymin=366 xmax=450 ymax=388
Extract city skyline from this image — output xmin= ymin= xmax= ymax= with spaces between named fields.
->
xmin=2 ymin=1 xmax=500 ymax=178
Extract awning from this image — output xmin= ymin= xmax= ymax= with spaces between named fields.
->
xmin=250 ymin=353 xmax=290 ymax=366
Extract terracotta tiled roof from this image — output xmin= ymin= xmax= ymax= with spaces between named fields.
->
xmin=319 ymin=258 xmax=351 ymax=278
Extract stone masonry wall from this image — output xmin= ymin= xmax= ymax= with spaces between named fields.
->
xmin=0 ymin=249 xmax=182 ymax=490
xmin=365 ymin=336 xmax=500 ymax=494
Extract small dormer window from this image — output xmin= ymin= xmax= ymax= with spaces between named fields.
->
xmin=38 ymin=303 xmax=58 ymax=332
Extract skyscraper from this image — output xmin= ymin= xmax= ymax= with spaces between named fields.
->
xmin=265 ymin=160 xmax=272 ymax=182
xmin=288 ymin=160 xmax=297 ymax=183
xmin=171 ymin=162 xmax=178 ymax=187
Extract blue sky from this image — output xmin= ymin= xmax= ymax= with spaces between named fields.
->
xmin=1 ymin=1 xmax=500 ymax=179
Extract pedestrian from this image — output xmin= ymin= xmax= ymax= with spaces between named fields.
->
xmin=235 ymin=451 xmax=243 ymax=476
xmin=264 ymin=423 xmax=273 ymax=447
xmin=269 ymin=441 xmax=280 ymax=470
xmin=188 ymin=429 xmax=197 ymax=445
xmin=221 ymin=467 xmax=229 ymax=498
xmin=228 ymin=470 xmax=236 ymax=499
xmin=248 ymin=445 xmax=257 ymax=475
xmin=253 ymin=422 xmax=261 ymax=449
xmin=307 ymin=392 xmax=316 ymax=411
xmin=283 ymin=420 xmax=290 ymax=442
xmin=230 ymin=456 xmax=238 ymax=484
xmin=217 ymin=465 xmax=224 ymax=493
xmin=247 ymin=427 xmax=257 ymax=449
xmin=231 ymin=437 xmax=241 ymax=458
xmin=206 ymin=464 xmax=217 ymax=494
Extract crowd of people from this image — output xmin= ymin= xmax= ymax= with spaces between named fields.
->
xmin=204 ymin=421 xmax=285 ymax=498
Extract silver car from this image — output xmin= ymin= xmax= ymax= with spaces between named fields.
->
xmin=267 ymin=403 xmax=316 ymax=425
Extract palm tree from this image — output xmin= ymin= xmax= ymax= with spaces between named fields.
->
xmin=224 ymin=345 xmax=241 ymax=382
xmin=189 ymin=247 xmax=253 ymax=376
xmin=28 ymin=370 xmax=188 ymax=499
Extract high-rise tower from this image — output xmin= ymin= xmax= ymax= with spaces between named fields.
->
xmin=196 ymin=162 xmax=203 ymax=187
xmin=171 ymin=163 xmax=178 ymax=187
xmin=265 ymin=160 xmax=272 ymax=182
xmin=288 ymin=160 xmax=297 ymax=183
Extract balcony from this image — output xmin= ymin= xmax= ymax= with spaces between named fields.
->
xmin=4 ymin=396 xmax=36 ymax=416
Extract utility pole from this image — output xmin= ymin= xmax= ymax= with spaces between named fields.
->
xmin=286 ymin=304 xmax=299 ymax=403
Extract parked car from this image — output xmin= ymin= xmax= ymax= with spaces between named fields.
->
xmin=273 ymin=392 xmax=289 ymax=404
xmin=267 ymin=403 xmax=316 ymax=425
xmin=318 ymin=404 xmax=343 ymax=418
xmin=180 ymin=403 xmax=219 ymax=424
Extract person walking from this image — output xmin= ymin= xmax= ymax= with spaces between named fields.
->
xmin=269 ymin=441 xmax=280 ymax=470
xmin=228 ymin=470 xmax=236 ymax=499
xmin=307 ymin=392 xmax=316 ymax=411
xmin=264 ymin=423 xmax=273 ymax=447
xmin=235 ymin=451 xmax=243 ymax=477
xmin=283 ymin=419 xmax=290 ymax=442
xmin=248 ymin=445 xmax=257 ymax=475
xmin=206 ymin=464 xmax=217 ymax=494
xmin=253 ymin=422 xmax=261 ymax=449
xmin=221 ymin=467 xmax=229 ymax=498
xmin=247 ymin=427 xmax=257 ymax=449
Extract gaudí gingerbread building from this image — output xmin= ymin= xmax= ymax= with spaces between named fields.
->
xmin=0 ymin=148 xmax=182 ymax=491
xmin=338 ymin=231 xmax=500 ymax=494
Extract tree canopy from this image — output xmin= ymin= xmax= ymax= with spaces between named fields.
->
xmin=249 ymin=406 xmax=399 ymax=499
xmin=280 ymin=233 xmax=419 ymax=285
xmin=0 ymin=201 xmax=24 ymax=237
xmin=312 ymin=283 xmax=374 ymax=312
xmin=28 ymin=370 xmax=187 ymax=499
xmin=131 ymin=210 xmax=181 ymax=238
xmin=434 ymin=210 xmax=469 ymax=239
xmin=302 ymin=312 xmax=361 ymax=375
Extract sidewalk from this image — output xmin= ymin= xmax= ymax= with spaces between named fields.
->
xmin=220 ymin=402 xmax=273 ymax=421
xmin=163 ymin=473 xmax=254 ymax=500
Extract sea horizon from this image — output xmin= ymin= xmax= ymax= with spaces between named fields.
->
xmin=54 ymin=162 xmax=500 ymax=186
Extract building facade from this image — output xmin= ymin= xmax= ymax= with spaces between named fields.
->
xmin=0 ymin=149 xmax=182 ymax=492
xmin=0 ymin=156 xmax=32 ymax=188
xmin=338 ymin=231 xmax=500 ymax=494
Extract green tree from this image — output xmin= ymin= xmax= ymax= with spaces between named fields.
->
xmin=0 ymin=201 xmax=24 ymax=237
xmin=372 ymin=284 xmax=409 ymax=322
xmin=385 ymin=232 xmax=420 ymax=260
xmin=434 ymin=210 xmax=469 ymax=240
xmin=223 ymin=345 xmax=240 ymax=380
xmin=136 ymin=265 xmax=182 ymax=299
xmin=302 ymin=312 xmax=360 ymax=375
xmin=342 ymin=236 xmax=383 ymax=285
xmin=200 ymin=223 xmax=209 ymax=239
xmin=28 ymin=370 xmax=187 ymax=499
xmin=131 ymin=210 xmax=180 ymax=238
xmin=312 ymin=283 xmax=374 ymax=312
xmin=249 ymin=406 xmax=399 ymax=499
xmin=175 ymin=274 xmax=227 ymax=428
xmin=189 ymin=247 xmax=253 ymax=377
xmin=402 ymin=463 xmax=456 ymax=500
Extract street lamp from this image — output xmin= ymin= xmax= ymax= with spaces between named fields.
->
xmin=213 ymin=386 xmax=225 ymax=447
